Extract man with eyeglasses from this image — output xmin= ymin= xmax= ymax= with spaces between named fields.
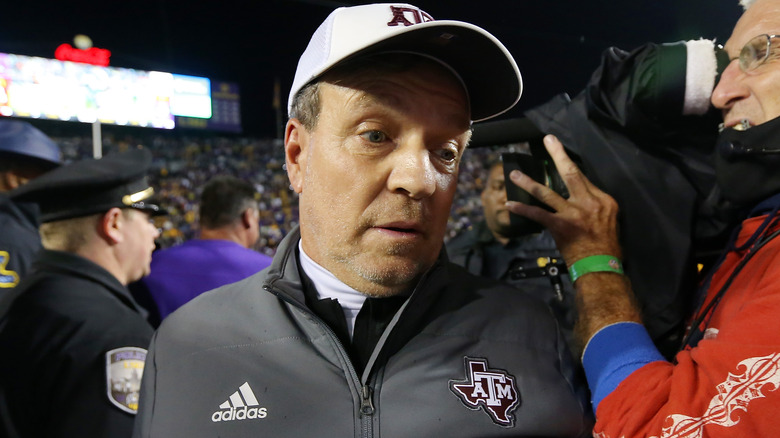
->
xmin=506 ymin=0 xmax=780 ymax=436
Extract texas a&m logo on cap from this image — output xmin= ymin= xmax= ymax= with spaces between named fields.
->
xmin=386 ymin=5 xmax=433 ymax=27
xmin=449 ymin=356 xmax=520 ymax=427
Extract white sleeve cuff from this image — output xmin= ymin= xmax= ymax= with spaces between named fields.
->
xmin=683 ymin=39 xmax=718 ymax=116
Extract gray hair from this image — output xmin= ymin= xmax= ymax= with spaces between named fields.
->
xmin=740 ymin=0 xmax=755 ymax=10
xmin=289 ymin=81 xmax=321 ymax=131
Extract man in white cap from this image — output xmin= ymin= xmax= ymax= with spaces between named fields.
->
xmin=133 ymin=4 xmax=590 ymax=437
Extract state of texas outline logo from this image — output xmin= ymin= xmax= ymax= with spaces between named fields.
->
xmin=449 ymin=356 xmax=520 ymax=427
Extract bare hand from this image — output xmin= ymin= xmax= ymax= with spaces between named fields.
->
xmin=505 ymin=135 xmax=622 ymax=266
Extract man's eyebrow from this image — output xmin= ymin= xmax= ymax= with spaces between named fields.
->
xmin=368 ymin=93 xmax=469 ymax=126
xmin=350 ymin=89 xmax=402 ymax=111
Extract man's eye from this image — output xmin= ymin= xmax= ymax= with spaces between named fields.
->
xmin=441 ymin=150 xmax=456 ymax=161
xmin=437 ymin=146 xmax=459 ymax=163
xmin=361 ymin=130 xmax=387 ymax=143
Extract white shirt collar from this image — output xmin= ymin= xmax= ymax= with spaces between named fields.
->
xmin=298 ymin=241 xmax=366 ymax=338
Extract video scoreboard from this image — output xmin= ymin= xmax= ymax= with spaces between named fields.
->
xmin=0 ymin=51 xmax=241 ymax=133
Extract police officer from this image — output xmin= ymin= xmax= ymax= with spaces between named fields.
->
xmin=0 ymin=148 xmax=161 ymax=437
xmin=0 ymin=120 xmax=61 ymax=291
xmin=447 ymin=160 xmax=577 ymax=351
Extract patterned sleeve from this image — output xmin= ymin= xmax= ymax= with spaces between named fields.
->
xmin=593 ymin=238 xmax=780 ymax=438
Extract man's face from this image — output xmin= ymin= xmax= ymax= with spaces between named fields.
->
xmin=285 ymin=60 xmax=471 ymax=297
xmin=120 ymin=209 xmax=160 ymax=284
xmin=712 ymin=0 xmax=780 ymax=127
xmin=481 ymin=163 xmax=511 ymax=238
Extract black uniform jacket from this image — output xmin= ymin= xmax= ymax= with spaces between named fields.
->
xmin=0 ymin=250 xmax=154 ymax=438
xmin=0 ymin=194 xmax=42 ymax=291
xmin=446 ymin=222 xmax=577 ymax=349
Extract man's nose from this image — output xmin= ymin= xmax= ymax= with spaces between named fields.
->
xmin=497 ymin=184 xmax=507 ymax=203
xmin=387 ymin=145 xmax=437 ymax=200
xmin=711 ymin=60 xmax=750 ymax=110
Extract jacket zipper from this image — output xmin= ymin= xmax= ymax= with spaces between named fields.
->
xmin=263 ymin=284 xmax=375 ymax=436
xmin=360 ymin=385 xmax=375 ymax=415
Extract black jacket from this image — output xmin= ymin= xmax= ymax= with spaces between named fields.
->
xmin=0 ymin=194 xmax=41 ymax=290
xmin=446 ymin=222 xmax=576 ymax=349
xmin=0 ymin=250 xmax=154 ymax=438
xmin=524 ymin=41 xmax=737 ymax=357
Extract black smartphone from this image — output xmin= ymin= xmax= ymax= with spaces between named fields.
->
xmin=500 ymin=151 xmax=569 ymax=236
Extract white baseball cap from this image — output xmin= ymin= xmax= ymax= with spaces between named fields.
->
xmin=288 ymin=3 xmax=522 ymax=122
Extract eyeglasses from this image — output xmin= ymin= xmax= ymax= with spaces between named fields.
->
xmin=738 ymin=34 xmax=780 ymax=72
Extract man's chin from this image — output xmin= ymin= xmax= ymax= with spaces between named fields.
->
xmin=350 ymin=256 xmax=431 ymax=297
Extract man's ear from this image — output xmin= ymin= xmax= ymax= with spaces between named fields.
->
xmin=284 ymin=119 xmax=308 ymax=194
xmin=99 ymin=208 xmax=124 ymax=245
xmin=240 ymin=208 xmax=255 ymax=229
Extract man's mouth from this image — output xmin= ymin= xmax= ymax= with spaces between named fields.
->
xmin=375 ymin=220 xmax=423 ymax=235
xmin=719 ymin=118 xmax=753 ymax=132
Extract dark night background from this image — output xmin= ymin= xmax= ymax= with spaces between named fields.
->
xmin=0 ymin=0 xmax=744 ymax=138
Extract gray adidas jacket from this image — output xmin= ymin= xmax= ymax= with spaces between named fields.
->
xmin=132 ymin=227 xmax=591 ymax=437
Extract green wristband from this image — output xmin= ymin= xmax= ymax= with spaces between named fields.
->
xmin=568 ymin=255 xmax=624 ymax=283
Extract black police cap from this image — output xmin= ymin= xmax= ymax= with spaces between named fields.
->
xmin=10 ymin=148 xmax=164 ymax=223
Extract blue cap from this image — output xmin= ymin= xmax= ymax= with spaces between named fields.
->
xmin=0 ymin=119 xmax=62 ymax=168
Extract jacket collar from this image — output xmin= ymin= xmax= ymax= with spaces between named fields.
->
xmin=264 ymin=225 xmax=451 ymax=378
xmin=748 ymin=192 xmax=780 ymax=218
xmin=266 ymin=225 xmax=450 ymax=304
xmin=264 ymin=226 xmax=308 ymax=308
xmin=33 ymin=250 xmax=144 ymax=313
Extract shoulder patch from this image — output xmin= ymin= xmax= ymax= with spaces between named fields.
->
xmin=106 ymin=347 xmax=147 ymax=414
xmin=0 ymin=251 xmax=20 ymax=288
xmin=449 ymin=356 xmax=521 ymax=427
